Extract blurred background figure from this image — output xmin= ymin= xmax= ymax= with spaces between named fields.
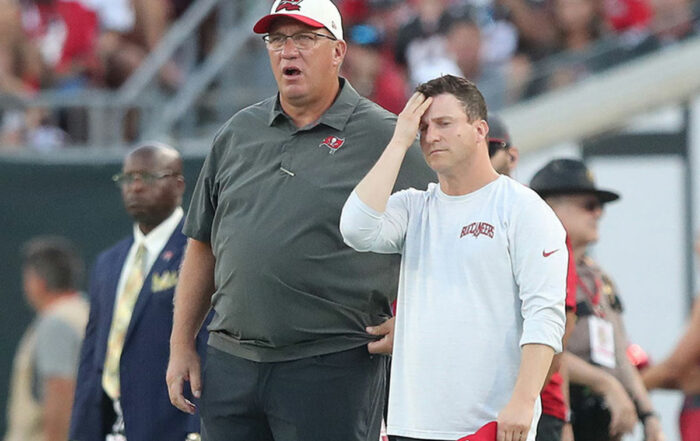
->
xmin=343 ymin=23 xmax=408 ymax=114
xmin=531 ymin=159 xmax=665 ymax=441
xmin=487 ymin=114 xmax=519 ymax=176
xmin=394 ymin=0 xmax=458 ymax=85
xmin=69 ymin=143 xmax=207 ymax=441
xmin=4 ymin=236 xmax=89 ymax=441
xmin=642 ymin=234 xmax=700 ymax=441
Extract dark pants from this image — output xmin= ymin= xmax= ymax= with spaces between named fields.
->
xmin=535 ymin=413 xmax=564 ymax=441
xmin=570 ymin=385 xmax=613 ymax=441
xmin=200 ymin=345 xmax=387 ymax=441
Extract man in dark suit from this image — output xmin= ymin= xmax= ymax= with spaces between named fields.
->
xmin=70 ymin=143 xmax=207 ymax=441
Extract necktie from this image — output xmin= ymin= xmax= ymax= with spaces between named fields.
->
xmin=102 ymin=244 xmax=147 ymax=399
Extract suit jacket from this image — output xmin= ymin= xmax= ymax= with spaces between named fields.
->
xmin=70 ymin=219 xmax=208 ymax=441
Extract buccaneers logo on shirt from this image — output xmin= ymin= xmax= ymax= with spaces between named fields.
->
xmin=320 ymin=135 xmax=345 ymax=154
xmin=276 ymin=0 xmax=303 ymax=12
xmin=460 ymin=222 xmax=495 ymax=239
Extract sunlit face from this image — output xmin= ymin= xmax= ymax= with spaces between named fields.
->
xmin=418 ymin=93 xmax=487 ymax=176
xmin=267 ymin=18 xmax=346 ymax=107
xmin=548 ymin=193 xmax=603 ymax=248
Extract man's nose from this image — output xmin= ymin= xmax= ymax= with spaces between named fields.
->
xmin=280 ymin=37 xmax=299 ymax=57
xmin=424 ymin=124 xmax=440 ymax=143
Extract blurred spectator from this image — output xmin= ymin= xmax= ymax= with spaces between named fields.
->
xmin=602 ymin=0 xmax=653 ymax=32
xmin=641 ymin=234 xmax=700 ymax=441
xmin=445 ymin=11 xmax=509 ymax=109
xmin=21 ymin=0 xmax=100 ymax=90
xmin=531 ymin=159 xmax=665 ymax=441
xmin=523 ymin=0 xmax=625 ymax=96
xmin=632 ymin=0 xmax=698 ymax=54
xmin=4 ymin=236 xmax=89 ymax=441
xmin=0 ymin=0 xmax=43 ymax=97
xmin=394 ymin=0 xmax=459 ymax=85
xmin=89 ymin=0 xmax=190 ymax=89
xmin=342 ymin=23 xmax=408 ymax=114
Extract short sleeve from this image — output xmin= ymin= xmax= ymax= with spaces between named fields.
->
xmin=183 ymin=130 xmax=226 ymax=242
xmin=34 ymin=316 xmax=82 ymax=379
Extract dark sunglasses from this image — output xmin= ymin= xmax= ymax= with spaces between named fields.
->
xmin=488 ymin=139 xmax=510 ymax=158
xmin=578 ymin=199 xmax=602 ymax=212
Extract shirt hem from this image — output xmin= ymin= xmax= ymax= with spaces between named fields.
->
xmin=207 ymin=331 xmax=372 ymax=362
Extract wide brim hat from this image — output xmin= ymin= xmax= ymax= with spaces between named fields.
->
xmin=530 ymin=158 xmax=620 ymax=203
xmin=253 ymin=0 xmax=344 ymax=41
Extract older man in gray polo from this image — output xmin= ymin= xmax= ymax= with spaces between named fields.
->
xmin=166 ymin=1 xmax=434 ymax=440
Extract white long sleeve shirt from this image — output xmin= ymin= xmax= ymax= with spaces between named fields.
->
xmin=340 ymin=176 xmax=567 ymax=440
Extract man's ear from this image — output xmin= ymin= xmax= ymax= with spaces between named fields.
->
xmin=476 ymin=119 xmax=489 ymax=141
xmin=332 ymin=40 xmax=347 ymax=69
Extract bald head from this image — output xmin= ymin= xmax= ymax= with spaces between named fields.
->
xmin=120 ymin=142 xmax=185 ymax=234
xmin=127 ymin=142 xmax=183 ymax=175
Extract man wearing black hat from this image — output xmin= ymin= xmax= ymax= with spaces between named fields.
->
xmin=531 ymin=159 xmax=665 ymax=441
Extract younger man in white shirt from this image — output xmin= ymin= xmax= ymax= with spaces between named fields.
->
xmin=340 ymin=75 xmax=567 ymax=441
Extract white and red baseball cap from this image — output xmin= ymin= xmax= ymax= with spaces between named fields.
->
xmin=253 ymin=0 xmax=344 ymax=41
xmin=457 ymin=421 xmax=498 ymax=441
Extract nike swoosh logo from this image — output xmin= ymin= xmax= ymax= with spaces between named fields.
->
xmin=543 ymin=249 xmax=559 ymax=257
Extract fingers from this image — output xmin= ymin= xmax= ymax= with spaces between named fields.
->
xmin=498 ymin=427 xmax=526 ymax=441
xmin=401 ymin=92 xmax=432 ymax=117
xmin=366 ymin=316 xmax=394 ymax=336
xmin=608 ymin=411 xmax=622 ymax=436
xmin=190 ymin=361 xmax=202 ymax=399
xmin=167 ymin=373 xmax=196 ymax=414
xmin=367 ymin=336 xmax=392 ymax=354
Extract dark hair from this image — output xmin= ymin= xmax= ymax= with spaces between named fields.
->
xmin=415 ymin=74 xmax=487 ymax=122
xmin=21 ymin=236 xmax=83 ymax=292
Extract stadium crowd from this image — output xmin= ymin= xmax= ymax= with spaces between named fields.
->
xmin=0 ymin=0 xmax=698 ymax=152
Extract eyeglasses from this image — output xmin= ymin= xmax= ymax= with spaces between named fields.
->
xmin=112 ymin=171 xmax=180 ymax=186
xmin=488 ymin=139 xmax=510 ymax=158
xmin=262 ymin=31 xmax=337 ymax=51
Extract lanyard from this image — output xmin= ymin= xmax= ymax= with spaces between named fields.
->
xmin=578 ymin=276 xmax=605 ymax=318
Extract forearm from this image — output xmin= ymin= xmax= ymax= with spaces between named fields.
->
xmin=354 ymin=140 xmax=410 ymax=212
xmin=565 ymin=351 xmax=620 ymax=393
xmin=44 ymin=377 xmax=75 ymax=441
xmin=644 ymin=297 xmax=700 ymax=390
xmin=619 ymin=354 xmax=657 ymax=415
xmin=171 ymin=239 xmax=215 ymax=347
xmin=512 ymin=344 xmax=555 ymax=403
xmin=643 ymin=361 xmax=680 ymax=390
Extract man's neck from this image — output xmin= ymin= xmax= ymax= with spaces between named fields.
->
xmin=280 ymin=81 xmax=340 ymax=128
xmin=37 ymin=291 xmax=78 ymax=312
xmin=438 ymin=155 xmax=500 ymax=196
xmin=571 ymin=240 xmax=588 ymax=262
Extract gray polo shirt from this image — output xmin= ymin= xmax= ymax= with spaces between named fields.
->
xmin=185 ymin=79 xmax=435 ymax=362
